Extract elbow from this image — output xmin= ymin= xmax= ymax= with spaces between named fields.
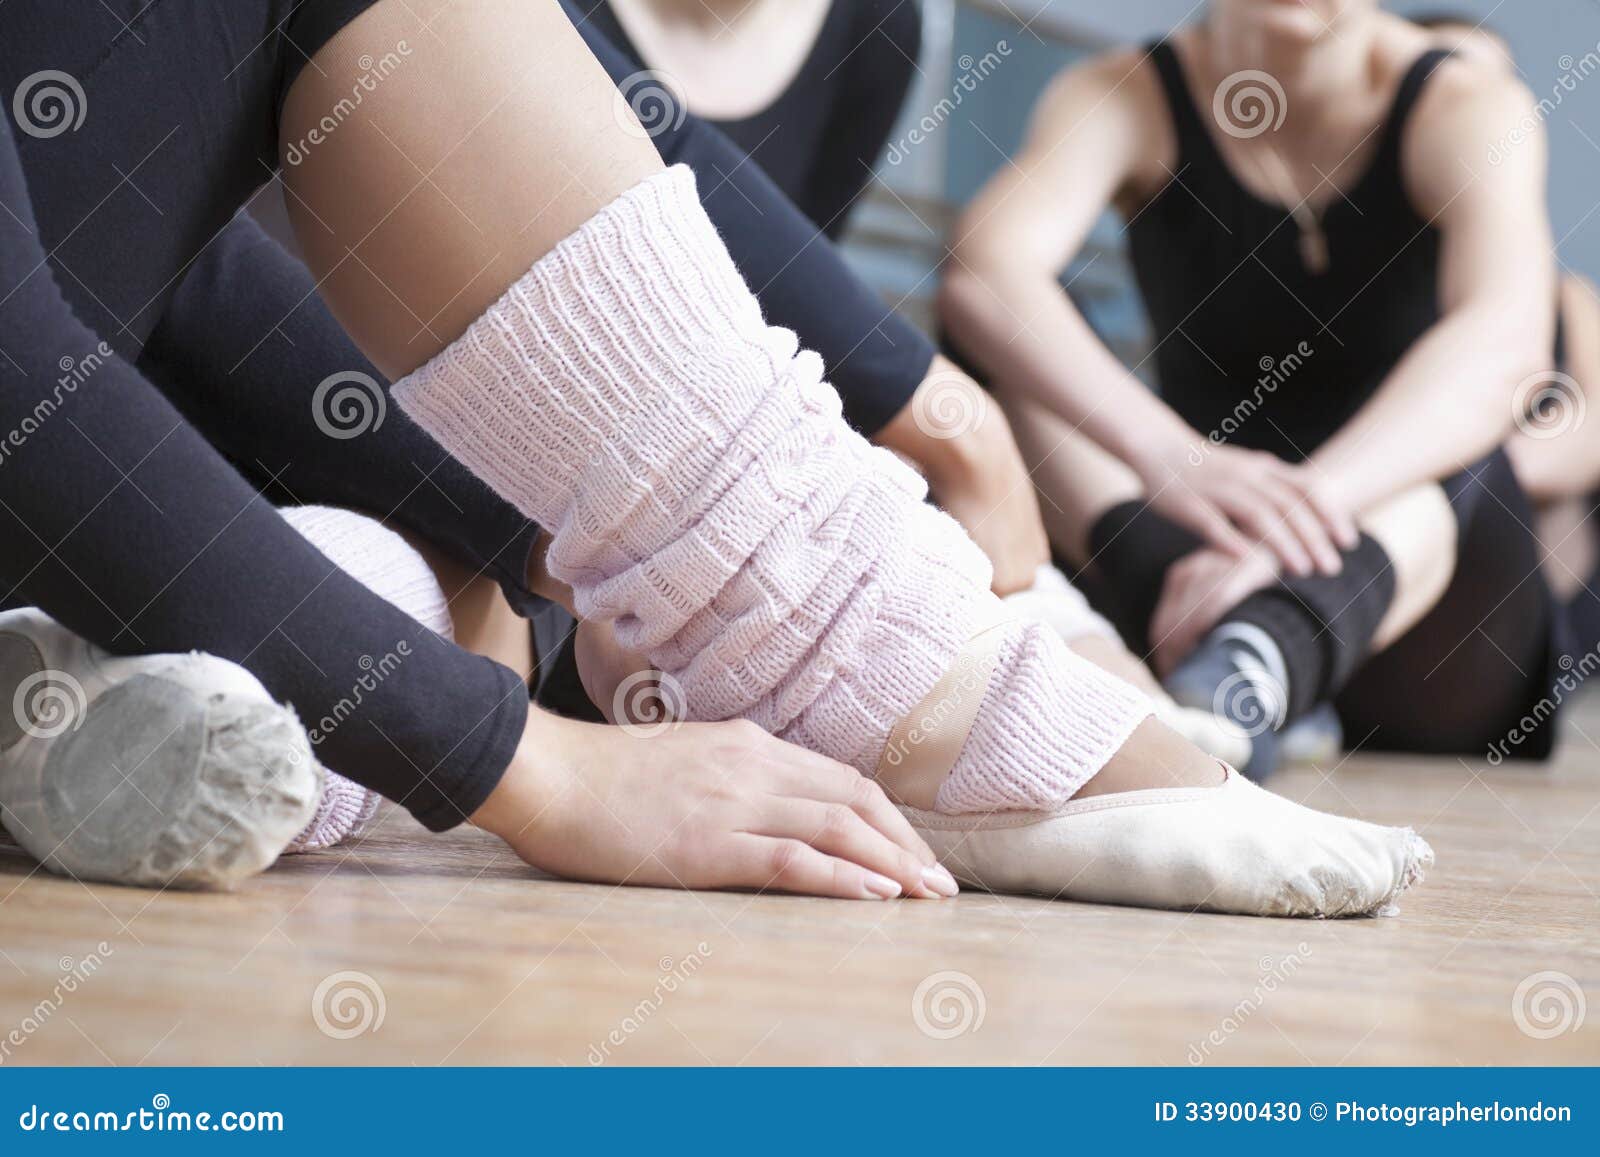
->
xmin=936 ymin=261 xmax=988 ymax=348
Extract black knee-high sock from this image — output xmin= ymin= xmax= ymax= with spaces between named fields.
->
xmin=1085 ymin=501 xmax=1204 ymax=653
xmin=1220 ymin=534 xmax=1397 ymax=719
xmin=1087 ymin=501 xmax=1397 ymax=719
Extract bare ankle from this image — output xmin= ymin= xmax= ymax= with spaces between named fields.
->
xmin=1072 ymin=717 xmax=1226 ymax=798
xmin=1070 ymin=635 xmax=1163 ymax=698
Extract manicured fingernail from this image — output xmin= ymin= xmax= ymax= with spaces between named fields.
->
xmin=863 ymin=872 xmax=902 ymax=899
xmin=922 ymin=865 xmax=959 ymax=897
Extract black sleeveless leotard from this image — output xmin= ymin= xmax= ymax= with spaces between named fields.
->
xmin=1128 ymin=42 xmax=1453 ymax=459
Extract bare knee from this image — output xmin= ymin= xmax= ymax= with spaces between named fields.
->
xmin=1360 ymin=483 xmax=1457 ymax=650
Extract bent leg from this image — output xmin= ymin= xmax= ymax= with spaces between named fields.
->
xmin=1004 ymin=392 xmax=1144 ymax=569
xmin=279 ymin=0 xmax=1152 ymax=802
xmin=274 ymin=0 xmax=1429 ymax=916
xmin=1338 ymin=454 xmax=1562 ymax=758
xmin=0 ymin=120 xmax=525 ymax=835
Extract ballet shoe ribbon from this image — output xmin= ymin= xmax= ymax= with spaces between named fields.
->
xmin=874 ymin=600 xmax=1014 ymax=810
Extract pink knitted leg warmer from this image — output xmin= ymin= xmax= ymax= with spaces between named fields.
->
xmin=278 ymin=505 xmax=455 ymax=850
xmin=393 ymin=165 xmax=1151 ymax=813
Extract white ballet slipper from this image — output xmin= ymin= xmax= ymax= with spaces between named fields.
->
xmin=0 ymin=609 xmax=318 ymax=890
xmin=904 ymin=766 xmax=1431 ymax=917
xmin=876 ymin=611 xmax=1433 ymax=918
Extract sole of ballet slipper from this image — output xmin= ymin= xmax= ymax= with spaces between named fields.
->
xmin=0 ymin=611 xmax=318 ymax=890
xmin=902 ymin=766 xmax=1433 ymax=919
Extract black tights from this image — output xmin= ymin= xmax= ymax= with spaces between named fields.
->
xmin=1338 ymin=455 xmax=1561 ymax=759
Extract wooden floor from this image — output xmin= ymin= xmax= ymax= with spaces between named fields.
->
xmin=2 ymin=701 xmax=1597 ymax=1067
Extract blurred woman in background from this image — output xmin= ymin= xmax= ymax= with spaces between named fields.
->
xmin=943 ymin=0 xmax=1560 ymax=776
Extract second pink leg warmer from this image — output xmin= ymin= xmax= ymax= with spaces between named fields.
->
xmin=278 ymin=505 xmax=455 ymax=850
xmin=393 ymin=166 xmax=1151 ymax=812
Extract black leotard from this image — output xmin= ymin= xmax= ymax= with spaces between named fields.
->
xmin=577 ymin=0 xmax=920 ymax=237
xmin=1129 ymin=43 xmax=1451 ymax=459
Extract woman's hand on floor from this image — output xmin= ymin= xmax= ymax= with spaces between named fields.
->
xmin=472 ymin=705 xmax=957 ymax=901
xmin=1130 ymin=439 xmax=1357 ymax=578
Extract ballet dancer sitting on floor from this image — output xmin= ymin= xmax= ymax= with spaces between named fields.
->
xmin=0 ymin=0 xmax=1429 ymax=916
xmin=943 ymin=0 xmax=1563 ymax=779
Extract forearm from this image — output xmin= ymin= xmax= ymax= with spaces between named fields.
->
xmin=1310 ymin=308 xmax=1549 ymax=514
xmin=940 ymin=260 xmax=1191 ymax=465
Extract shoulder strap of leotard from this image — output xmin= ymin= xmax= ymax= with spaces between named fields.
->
xmin=1370 ymin=48 xmax=1454 ymax=181
xmin=1144 ymin=40 xmax=1215 ymax=170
